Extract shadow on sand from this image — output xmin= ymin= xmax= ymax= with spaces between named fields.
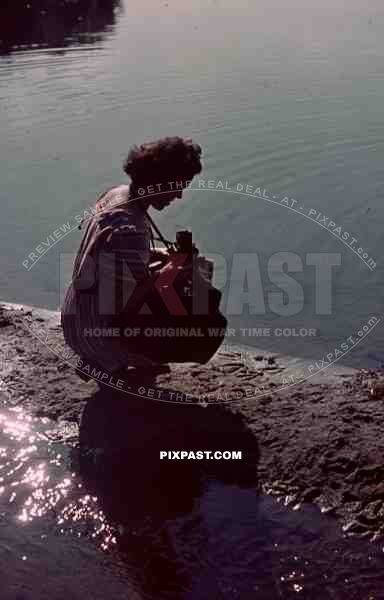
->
xmin=77 ymin=380 xmax=260 ymax=599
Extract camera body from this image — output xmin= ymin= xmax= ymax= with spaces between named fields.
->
xmin=149 ymin=229 xmax=214 ymax=283
xmin=172 ymin=230 xmax=214 ymax=283
xmin=174 ymin=230 xmax=195 ymax=255
xmin=142 ymin=229 xmax=227 ymax=364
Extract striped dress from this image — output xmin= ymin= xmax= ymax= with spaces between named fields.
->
xmin=61 ymin=184 xmax=160 ymax=373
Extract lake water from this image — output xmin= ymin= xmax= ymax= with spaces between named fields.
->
xmin=1 ymin=0 xmax=384 ymax=369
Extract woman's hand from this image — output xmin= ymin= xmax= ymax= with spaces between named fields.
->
xmin=159 ymin=254 xmax=193 ymax=277
xmin=149 ymin=247 xmax=169 ymax=265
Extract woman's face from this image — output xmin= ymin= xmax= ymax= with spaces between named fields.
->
xmin=149 ymin=187 xmax=184 ymax=211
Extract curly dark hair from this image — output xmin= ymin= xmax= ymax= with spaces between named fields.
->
xmin=123 ymin=136 xmax=202 ymax=188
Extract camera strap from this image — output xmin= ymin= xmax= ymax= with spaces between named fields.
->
xmin=144 ymin=210 xmax=173 ymax=251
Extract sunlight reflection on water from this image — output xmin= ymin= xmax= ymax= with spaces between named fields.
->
xmin=0 ymin=407 xmax=117 ymax=552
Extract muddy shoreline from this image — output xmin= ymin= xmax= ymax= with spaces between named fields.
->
xmin=1 ymin=302 xmax=384 ymax=539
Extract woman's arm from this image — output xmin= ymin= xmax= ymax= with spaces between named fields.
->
xmin=118 ymin=255 xmax=193 ymax=315
xmin=149 ymin=247 xmax=169 ymax=265
xmin=95 ymin=212 xmax=152 ymax=317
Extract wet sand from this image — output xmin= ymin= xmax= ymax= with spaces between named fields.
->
xmin=1 ymin=302 xmax=384 ymax=540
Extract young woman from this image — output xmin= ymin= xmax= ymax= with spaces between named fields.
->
xmin=61 ymin=136 xmax=202 ymax=382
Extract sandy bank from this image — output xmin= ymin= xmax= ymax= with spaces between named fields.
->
xmin=1 ymin=302 xmax=384 ymax=539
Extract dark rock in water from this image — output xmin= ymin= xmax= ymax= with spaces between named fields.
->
xmin=1 ymin=0 xmax=122 ymax=54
